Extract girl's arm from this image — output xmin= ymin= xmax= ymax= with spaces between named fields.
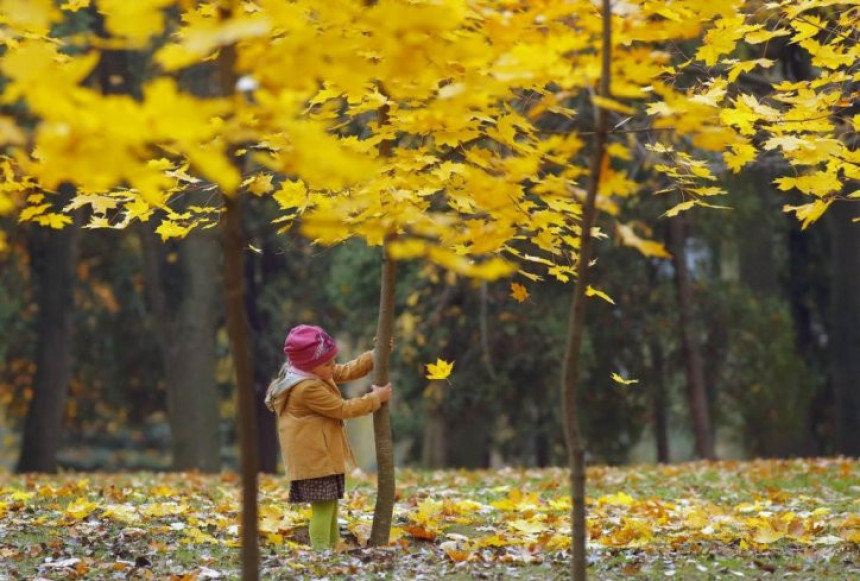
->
xmin=332 ymin=351 xmax=374 ymax=383
xmin=302 ymin=381 xmax=381 ymax=419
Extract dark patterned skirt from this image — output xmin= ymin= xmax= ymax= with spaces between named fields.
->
xmin=288 ymin=474 xmax=345 ymax=504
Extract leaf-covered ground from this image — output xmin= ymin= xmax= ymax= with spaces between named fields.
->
xmin=0 ymin=458 xmax=857 ymax=579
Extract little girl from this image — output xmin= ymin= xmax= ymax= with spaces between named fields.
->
xmin=265 ymin=324 xmax=392 ymax=551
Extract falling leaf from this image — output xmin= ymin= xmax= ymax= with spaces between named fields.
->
xmin=586 ymin=286 xmax=615 ymax=304
xmin=611 ymin=373 xmax=639 ymax=385
xmin=425 ymin=358 xmax=454 ymax=380
xmin=510 ymin=282 xmax=529 ymax=302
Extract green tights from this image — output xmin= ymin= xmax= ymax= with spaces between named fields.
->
xmin=309 ymin=499 xmax=339 ymax=550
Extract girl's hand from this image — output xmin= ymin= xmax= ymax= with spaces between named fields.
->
xmin=371 ymin=383 xmax=392 ymax=404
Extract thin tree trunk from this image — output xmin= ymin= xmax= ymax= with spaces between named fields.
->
xmin=560 ymin=2 xmax=611 ymax=578
xmin=829 ymin=202 xmax=860 ymax=456
xmin=17 ymin=205 xmax=80 ymax=473
xmin=370 ymin=241 xmax=396 ymax=546
xmin=217 ymin=9 xmax=259 ymax=577
xmin=223 ymin=194 xmax=259 ymax=579
xmin=668 ymin=216 xmax=716 ymax=460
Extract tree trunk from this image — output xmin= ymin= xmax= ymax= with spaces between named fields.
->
xmin=95 ymin=7 xmax=221 ymax=472
xmin=668 ymin=216 xmax=716 ymax=460
xmin=138 ymin=209 xmax=222 ymax=472
xmin=738 ymin=175 xmax=779 ymax=296
xmin=223 ymin=194 xmax=259 ymax=579
xmin=217 ymin=11 xmax=259 ymax=577
xmin=650 ymin=339 xmax=670 ymax=463
xmin=370 ymin=241 xmax=396 ymax=546
xmin=421 ymin=381 xmax=447 ymax=469
xmin=168 ymin=231 xmax=221 ymax=471
xmin=17 ymin=205 xmax=80 ymax=473
xmin=829 ymin=202 xmax=860 ymax=456
xmin=560 ymin=2 xmax=610 ymax=578
xmin=245 ymin=245 xmax=278 ymax=474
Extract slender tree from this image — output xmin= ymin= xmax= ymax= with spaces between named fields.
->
xmin=560 ymin=1 xmax=611 ymax=578
xmin=217 ymin=4 xmax=259 ymax=576
xmin=370 ymin=240 xmax=396 ymax=545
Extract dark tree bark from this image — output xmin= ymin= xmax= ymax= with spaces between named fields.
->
xmin=217 ymin=13 xmax=259 ymax=578
xmin=139 ymin=220 xmax=221 ymax=472
xmin=244 ymin=244 xmax=278 ymax=474
xmin=738 ymin=175 xmax=779 ymax=296
xmin=421 ymin=381 xmax=447 ymax=469
xmin=650 ymin=339 xmax=670 ymax=463
xmin=829 ymin=203 xmax=860 ymax=456
xmin=560 ymin=2 xmax=610 ymax=577
xmin=370 ymin=241 xmax=396 ymax=546
xmin=222 ymin=193 xmax=259 ymax=580
xmin=17 ymin=202 xmax=80 ymax=473
xmin=668 ymin=216 xmax=716 ymax=460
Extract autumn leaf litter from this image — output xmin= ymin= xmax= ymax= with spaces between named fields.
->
xmin=0 ymin=458 xmax=857 ymax=579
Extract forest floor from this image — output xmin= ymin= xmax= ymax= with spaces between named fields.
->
xmin=0 ymin=458 xmax=857 ymax=580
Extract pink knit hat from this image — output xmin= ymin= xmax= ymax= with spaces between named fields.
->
xmin=283 ymin=324 xmax=338 ymax=372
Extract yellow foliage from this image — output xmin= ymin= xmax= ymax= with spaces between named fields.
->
xmin=98 ymin=0 xmax=176 ymax=46
xmin=0 ymin=0 xmax=854 ymax=255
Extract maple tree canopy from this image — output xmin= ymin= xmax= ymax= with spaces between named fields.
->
xmin=0 ymin=0 xmax=856 ymax=275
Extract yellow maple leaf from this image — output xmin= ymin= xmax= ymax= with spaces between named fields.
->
xmin=696 ymin=16 xmax=746 ymax=66
xmin=124 ymin=197 xmax=154 ymax=223
xmin=60 ymin=0 xmax=90 ymax=12
xmin=585 ymin=286 xmax=615 ymax=305
xmin=36 ymin=213 xmax=73 ymax=229
xmin=65 ymin=498 xmax=98 ymax=520
xmin=0 ymin=0 xmax=61 ymax=32
xmin=18 ymin=203 xmax=50 ymax=222
xmin=508 ymin=519 xmax=547 ymax=535
xmin=783 ymin=200 xmax=833 ymax=230
xmin=744 ymin=29 xmax=790 ymax=45
xmin=98 ymin=0 xmax=175 ymax=46
xmin=751 ymin=527 xmax=785 ymax=544
xmin=598 ymin=491 xmax=635 ymax=506
xmin=663 ymin=200 xmax=696 ymax=218
xmin=510 ymin=282 xmax=529 ymax=303
xmin=726 ymin=58 xmax=774 ymax=82
xmin=616 ymin=223 xmax=671 ymax=259
xmin=611 ymin=372 xmax=639 ymax=385
xmin=591 ymin=95 xmax=635 ymax=115
xmin=723 ymin=142 xmax=757 ymax=173
xmin=425 ymin=358 xmax=454 ymax=380
xmin=155 ymin=220 xmax=193 ymax=241
xmin=473 ymin=534 xmax=508 ymax=548
xmin=245 ymin=174 xmax=274 ymax=196
xmin=272 ymin=180 xmax=307 ymax=210
xmin=102 ymin=504 xmax=139 ymax=523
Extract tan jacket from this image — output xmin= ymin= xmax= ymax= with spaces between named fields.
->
xmin=268 ymin=352 xmax=380 ymax=481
